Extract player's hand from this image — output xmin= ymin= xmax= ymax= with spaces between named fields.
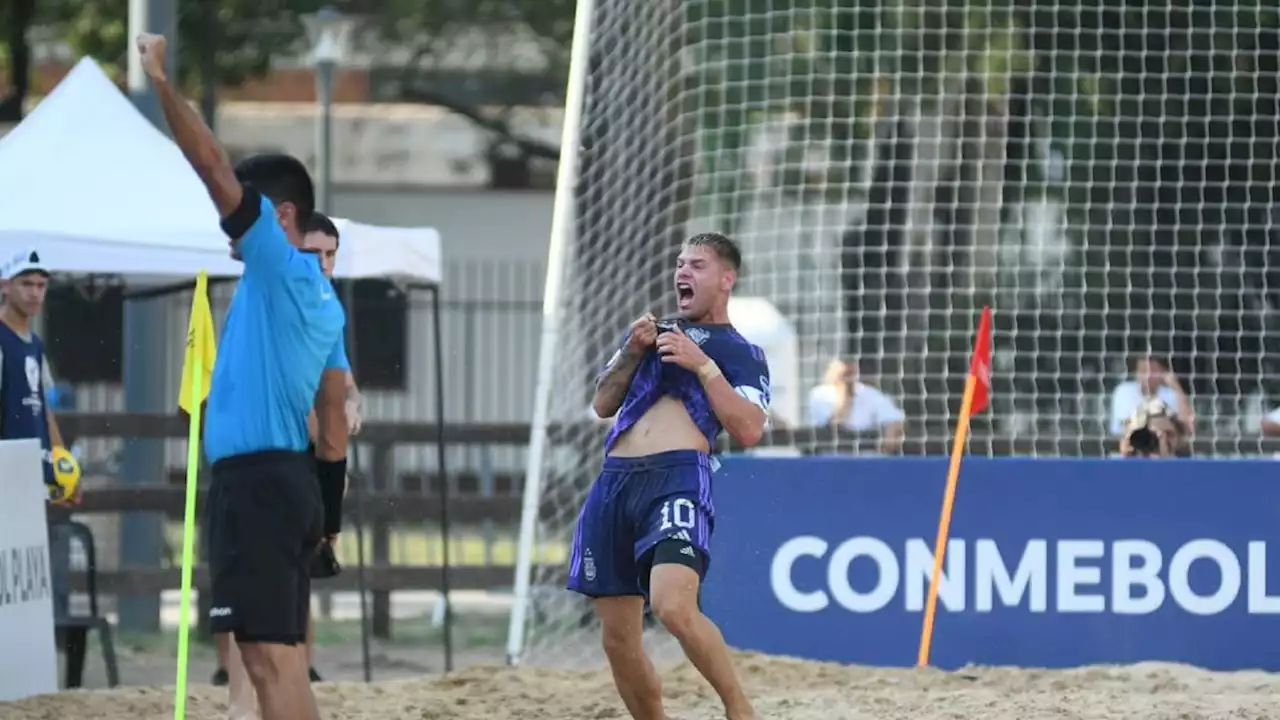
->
xmin=656 ymin=325 xmax=710 ymax=372
xmin=136 ymin=33 xmax=168 ymax=82
xmin=1160 ymin=371 xmax=1181 ymax=389
xmin=346 ymin=392 xmax=364 ymax=436
xmin=51 ymin=486 xmax=82 ymax=507
xmin=625 ymin=313 xmax=658 ymax=356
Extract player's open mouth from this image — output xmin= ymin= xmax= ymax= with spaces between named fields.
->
xmin=676 ymin=283 xmax=694 ymax=307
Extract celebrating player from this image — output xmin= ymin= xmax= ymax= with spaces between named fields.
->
xmin=568 ymin=233 xmax=769 ymax=720
xmin=138 ymin=33 xmax=349 ymax=720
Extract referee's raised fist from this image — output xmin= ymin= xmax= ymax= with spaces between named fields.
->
xmin=136 ymin=33 xmax=167 ymax=81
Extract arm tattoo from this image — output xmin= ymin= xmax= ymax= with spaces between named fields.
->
xmin=593 ymin=352 xmax=641 ymax=417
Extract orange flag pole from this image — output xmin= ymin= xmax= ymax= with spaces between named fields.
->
xmin=917 ymin=306 xmax=992 ymax=668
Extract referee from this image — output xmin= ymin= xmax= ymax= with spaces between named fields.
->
xmin=140 ymin=34 xmax=348 ymax=720
xmin=212 ymin=212 xmax=365 ymax=718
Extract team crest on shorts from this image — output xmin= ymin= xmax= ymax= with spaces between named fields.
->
xmin=584 ymin=550 xmax=596 ymax=581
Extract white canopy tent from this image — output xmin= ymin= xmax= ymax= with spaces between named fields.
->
xmin=0 ymin=57 xmax=441 ymax=284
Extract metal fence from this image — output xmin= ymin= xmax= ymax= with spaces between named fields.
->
xmin=65 ymin=257 xmax=546 ymax=477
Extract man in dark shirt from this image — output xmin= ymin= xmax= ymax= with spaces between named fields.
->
xmin=0 ymin=250 xmax=66 ymax=485
xmin=569 ymin=233 xmax=770 ymax=720
xmin=300 ymin=212 xmax=363 ymax=436
xmin=0 ymin=249 xmax=77 ymax=627
xmin=139 ymin=33 xmax=348 ymax=720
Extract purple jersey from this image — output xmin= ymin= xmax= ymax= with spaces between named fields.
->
xmin=602 ymin=321 xmax=771 ymax=453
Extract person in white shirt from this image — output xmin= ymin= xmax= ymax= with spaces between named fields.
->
xmin=808 ymin=359 xmax=905 ymax=453
xmin=1257 ymin=405 xmax=1280 ymax=437
xmin=1107 ymin=355 xmax=1194 ymax=437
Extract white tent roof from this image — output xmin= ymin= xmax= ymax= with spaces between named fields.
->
xmin=0 ymin=57 xmax=441 ymax=284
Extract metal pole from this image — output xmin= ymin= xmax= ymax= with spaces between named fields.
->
xmin=199 ymin=3 xmax=218 ymax=129
xmin=343 ymin=288 xmax=373 ymax=683
xmin=316 ymin=60 xmax=335 ymax=214
xmin=120 ymin=0 xmax=177 ymax=634
xmin=431 ymin=286 xmax=454 ymax=672
xmin=349 ymin=442 xmax=373 ymax=683
xmin=314 ymin=54 xmax=371 ymax=680
xmin=313 ymin=55 xmax=334 ymax=626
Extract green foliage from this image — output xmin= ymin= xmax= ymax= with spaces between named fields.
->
xmin=375 ymin=0 xmax=574 ymax=72
xmin=682 ymin=0 xmax=1274 ymax=230
xmin=684 ymin=0 xmax=1043 ymax=215
xmin=37 ymin=0 xmax=325 ymax=91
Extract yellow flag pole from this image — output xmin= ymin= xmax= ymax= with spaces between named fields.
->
xmin=916 ymin=373 xmax=978 ymax=668
xmin=173 ymin=271 xmax=210 ymax=719
xmin=173 ymin=367 xmax=203 ymax=719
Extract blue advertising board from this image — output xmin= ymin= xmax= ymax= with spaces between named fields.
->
xmin=701 ymin=457 xmax=1280 ymax=670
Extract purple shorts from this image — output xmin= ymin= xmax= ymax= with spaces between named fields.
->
xmin=566 ymin=450 xmax=715 ymax=598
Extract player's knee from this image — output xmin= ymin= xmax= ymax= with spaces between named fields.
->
xmin=647 ymin=541 xmax=705 ymax=637
xmin=601 ymin=621 xmax=643 ymax=658
xmin=237 ymin=641 xmax=296 ymax=685
xmin=596 ymin=597 xmax=645 ymax=656
xmin=650 ymin=585 xmax=699 ymax=637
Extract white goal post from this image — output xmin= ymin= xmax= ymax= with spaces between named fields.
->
xmin=507 ymin=0 xmax=1280 ymax=666
xmin=505 ymin=0 xmax=596 ymax=666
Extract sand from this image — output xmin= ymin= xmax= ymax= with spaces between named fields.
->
xmin=2 ymin=651 xmax=1277 ymax=720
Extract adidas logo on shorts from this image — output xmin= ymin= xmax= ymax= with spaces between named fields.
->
xmin=679 ymin=545 xmax=696 ymax=558
xmin=669 ymin=530 xmax=692 ymax=542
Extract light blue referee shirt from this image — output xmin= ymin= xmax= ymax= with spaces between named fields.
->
xmin=204 ymin=191 xmax=349 ymax=463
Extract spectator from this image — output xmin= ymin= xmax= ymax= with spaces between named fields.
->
xmin=1260 ymin=405 xmax=1280 ymax=437
xmin=1118 ymin=398 xmax=1190 ymax=458
xmin=0 ymin=250 xmax=68 ymax=480
xmin=808 ymin=359 xmax=905 ymax=453
xmin=0 ymin=250 xmax=75 ymax=627
xmin=1107 ymin=355 xmax=1194 ymax=437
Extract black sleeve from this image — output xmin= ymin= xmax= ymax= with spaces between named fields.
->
xmin=220 ymin=186 xmax=263 ymax=240
xmin=316 ymin=457 xmax=348 ymax=535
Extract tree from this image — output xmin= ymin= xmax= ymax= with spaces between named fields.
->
xmin=376 ymin=0 xmax=577 ymax=161
xmin=0 ymin=0 xmax=35 ymax=122
xmin=8 ymin=0 xmax=578 ymax=157
xmin=39 ymin=0 xmax=324 ymax=98
xmin=671 ymin=0 xmax=1280 ymax=445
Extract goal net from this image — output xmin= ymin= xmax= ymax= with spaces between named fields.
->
xmin=508 ymin=0 xmax=1280 ymax=665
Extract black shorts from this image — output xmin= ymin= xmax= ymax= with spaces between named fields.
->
xmin=205 ymin=450 xmax=323 ymax=644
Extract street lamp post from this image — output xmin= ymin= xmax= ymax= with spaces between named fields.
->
xmin=306 ymin=7 xmax=354 ymax=213
xmin=305 ymin=5 xmax=372 ymax=683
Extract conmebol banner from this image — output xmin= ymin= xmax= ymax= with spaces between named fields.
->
xmin=702 ymin=457 xmax=1280 ymax=670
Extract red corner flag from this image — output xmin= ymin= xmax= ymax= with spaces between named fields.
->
xmin=969 ymin=306 xmax=993 ymax=415
xmin=918 ymin=304 xmax=994 ymax=668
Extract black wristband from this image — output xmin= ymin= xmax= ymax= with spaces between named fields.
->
xmin=316 ymin=457 xmax=347 ymax=535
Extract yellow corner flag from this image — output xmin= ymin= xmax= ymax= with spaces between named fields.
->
xmin=178 ymin=271 xmax=216 ymax=415
xmin=174 ymin=271 xmax=216 ymax=720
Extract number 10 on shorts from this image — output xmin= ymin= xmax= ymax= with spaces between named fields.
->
xmin=659 ymin=498 xmax=697 ymax=532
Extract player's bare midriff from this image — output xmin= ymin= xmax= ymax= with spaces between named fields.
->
xmin=608 ymin=395 xmax=711 ymax=457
